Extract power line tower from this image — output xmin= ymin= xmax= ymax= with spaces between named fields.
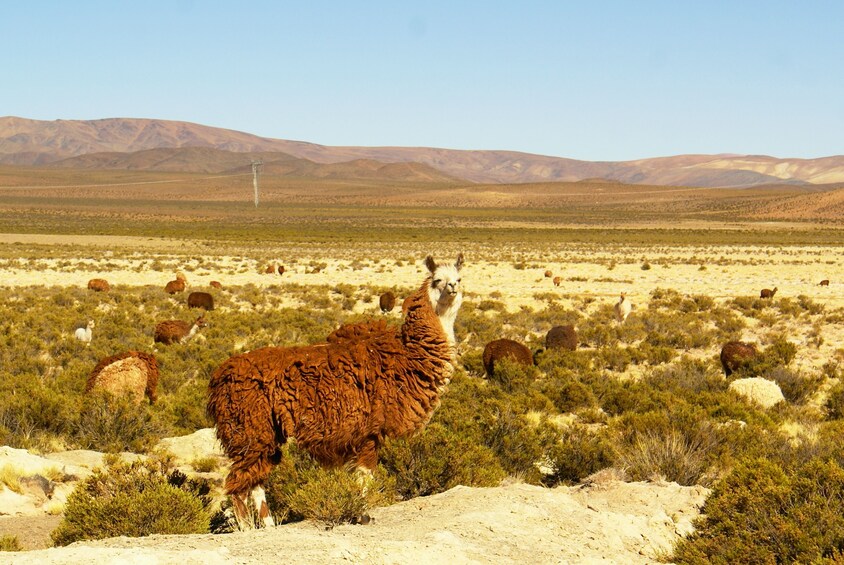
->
xmin=251 ymin=160 xmax=263 ymax=207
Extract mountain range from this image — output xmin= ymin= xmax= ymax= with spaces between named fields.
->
xmin=2 ymin=116 xmax=844 ymax=188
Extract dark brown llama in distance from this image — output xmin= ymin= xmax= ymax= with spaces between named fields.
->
xmin=208 ymin=254 xmax=464 ymax=530
xmin=820 ymin=279 xmax=830 ymax=287
xmin=545 ymin=325 xmax=578 ymax=351
xmin=187 ymin=291 xmax=214 ymax=310
xmin=760 ymin=287 xmax=778 ymax=299
xmin=379 ymin=291 xmax=397 ymax=313
xmin=482 ymin=338 xmax=534 ymax=377
xmin=719 ymin=341 xmax=758 ymax=377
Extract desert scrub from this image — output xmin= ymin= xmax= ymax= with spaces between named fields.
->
xmin=610 ymin=408 xmax=723 ymax=486
xmin=51 ymin=457 xmax=213 ymax=546
xmin=673 ymin=458 xmax=844 ymax=564
xmin=0 ymin=535 xmax=22 ymax=552
xmin=379 ymin=423 xmax=505 ymax=498
xmin=543 ymin=423 xmax=616 ymax=485
xmin=285 ymin=467 xmax=395 ymax=528
xmin=76 ymin=392 xmax=165 ymax=453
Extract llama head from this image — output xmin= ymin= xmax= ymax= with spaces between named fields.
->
xmin=195 ymin=315 xmax=208 ymax=328
xmin=424 ymin=253 xmax=464 ymax=316
xmin=88 ymin=320 xmax=96 ymax=330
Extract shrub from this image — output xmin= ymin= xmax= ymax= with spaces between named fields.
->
xmin=380 ymin=423 xmax=506 ymax=499
xmin=0 ymin=535 xmax=22 ymax=552
xmin=673 ymin=458 xmax=844 ymax=564
xmin=765 ymin=366 xmax=824 ymax=405
xmin=285 ymin=467 xmax=395 ymax=528
xmin=543 ymin=424 xmax=616 ymax=485
xmin=826 ymin=383 xmax=844 ymax=420
xmin=76 ymin=392 xmax=164 ymax=453
xmin=51 ymin=457 xmax=212 ymax=546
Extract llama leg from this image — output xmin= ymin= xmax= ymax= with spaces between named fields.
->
xmin=230 ymin=490 xmax=253 ymax=531
xmin=226 ymin=452 xmax=276 ymax=530
xmin=251 ymin=485 xmax=275 ymax=528
xmin=351 ymin=438 xmax=378 ymax=525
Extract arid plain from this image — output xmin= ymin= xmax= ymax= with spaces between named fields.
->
xmin=2 ymin=164 xmax=844 ymax=563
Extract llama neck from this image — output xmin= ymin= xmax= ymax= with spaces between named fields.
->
xmin=435 ymin=294 xmax=462 ymax=348
xmin=186 ymin=322 xmax=201 ymax=340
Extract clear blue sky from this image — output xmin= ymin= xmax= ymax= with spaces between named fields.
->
xmin=3 ymin=1 xmax=843 ymax=161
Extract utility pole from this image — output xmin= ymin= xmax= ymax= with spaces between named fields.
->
xmin=251 ymin=160 xmax=263 ymax=207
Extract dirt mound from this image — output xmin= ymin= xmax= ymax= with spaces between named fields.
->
xmin=2 ymin=476 xmax=707 ymax=564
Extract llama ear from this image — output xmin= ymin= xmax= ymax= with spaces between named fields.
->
xmin=425 ymin=256 xmax=437 ymax=273
xmin=454 ymin=253 xmax=464 ymax=271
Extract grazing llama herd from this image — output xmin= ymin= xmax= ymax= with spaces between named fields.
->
xmin=70 ymin=256 xmax=826 ymax=530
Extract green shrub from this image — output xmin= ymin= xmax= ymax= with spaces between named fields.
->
xmin=765 ymin=367 xmax=824 ymax=405
xmin=826 ymin=382 xmax=844 ymax=420
xmin=543 ymin=424 xmax=616 ymax=485
xmin=0 ymin=535 xmax=22 ymax=552
xmin=379 ymin=423 xmax=506 ymax=499
xmin=537 ymin=368 xmax=597 ymax=413
xmin=76 ymin=392 xmax=164 ymax=453
xmin=485 ymin=358 xmax=538 ymax=394
xmin=286 ymin=467 xmax=395 ymax=528
xmin=51 ymin=457 xmax=212 ymax=546
xmin=673 ymin=458 xmax=844 ymax=564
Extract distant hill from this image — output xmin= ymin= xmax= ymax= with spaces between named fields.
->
xmin=2 ymin=116 xmax=844 ymax=188
xmin=47 ymin=147 xmax=460 ymax=183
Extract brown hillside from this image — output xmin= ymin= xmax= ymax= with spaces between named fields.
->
xmin=47 ymin=147 xmax=459 ymax=183
xmin=4 ymin=117 xmax=844 ymax=188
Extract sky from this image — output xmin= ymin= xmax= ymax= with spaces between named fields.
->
xmin=3 ymin=1 xmax=843 ymax=161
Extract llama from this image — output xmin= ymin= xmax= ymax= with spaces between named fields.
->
xmin=379 ymin=291 xmax=396 ymax=313
xmin=74 ymin=320 xmax=95 ymax=345
xmin=210 ymin=281 xmax=223 ymax=289
xmin=86 ymin=350 xmax=159 ymax=404
xmin=760 ymin=287 xmax=778 ymax=299
xmin=482 ymin=338 xmax=534 ymax=377
xmin=614 ymin=292 xmax=632 ymax=323
xmin=820 ymin=280 xmax=830 ymax=287
xmin=87 ymin=278 xmax=110 ymax=292
xmin=553 ymin=276 xmax=562 ymax=287
xmin=544 ymin=270 xmax=553 ymax=278
xmin=208 ymin=253 xmax=464 ymax=529
xmin=154 ymin=315 xmax=207 ymax=345
xmin=545 ymin=325 xmax=577 ymax=351
xmin=277 ymin=265 xmax=285 ymax=275
xmin=187 ymin=291 xmax=214 ymax=310
xmin=164 ymin=272 xmax=187 ymax=294
xmin=720 ymin=341 xmax=758 ymax=377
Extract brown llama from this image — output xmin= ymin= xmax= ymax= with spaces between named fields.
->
xmin=482 ymin=338 xmax=534 ymax=377
xmin=154 ymin=315 xmax=207 ymax=345
xmin=553 ymin=276 xmax=562 ymax=287
xmin=544 ymin=270 xmax=553 ymax=278
xmin=760 ymin=287 xmax=778 ymax=299
xmin=187 ymin=291 xmax=214 ymax=310
xmin=277 ymin=265 xmax=285 ymax=275
xmin=210 ymin=281 xmax=223 ymax=289
xmin=720 ymin=341 xmax=758 ymax=377
xmin=164 ymin=279 xmax=185 ymax=294
xmin=87 ymin=278 xmax=110 ymax=292
xmin=379 ymin=291 xmax=396 ymax=313
xmin=546 ymin=325 xmax=577 ymax=351
xmin=820 ymin=279 xmax=830 ymax=286
xmin=208 ymin=254 xmax=464 ymax=530
xmin=86 ymin=350 xmax=159 ymax=404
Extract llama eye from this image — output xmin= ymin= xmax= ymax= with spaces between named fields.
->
xmin=432 ymin=279 xmax=441 ymax=287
